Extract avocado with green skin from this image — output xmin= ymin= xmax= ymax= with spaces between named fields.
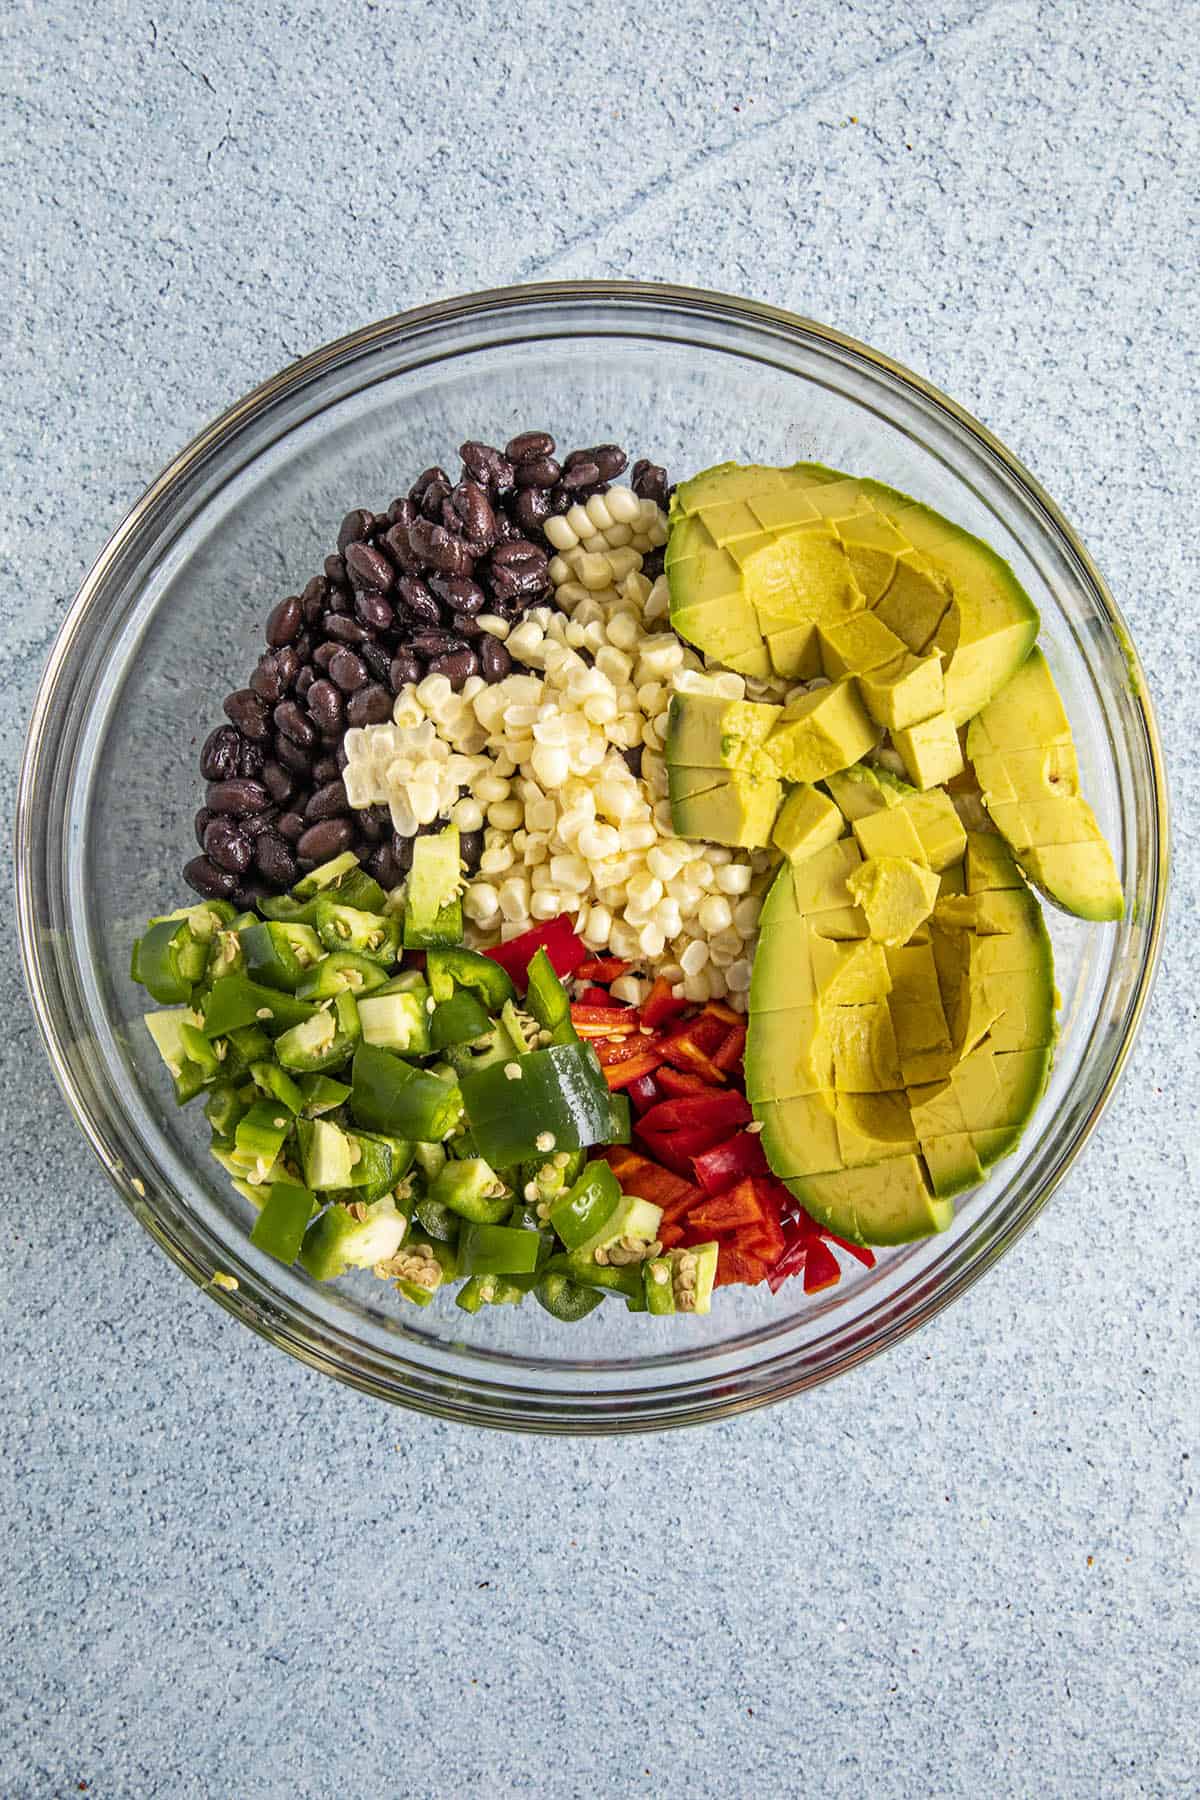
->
xmin=966 ymin=647 xmax=1123 ymax=921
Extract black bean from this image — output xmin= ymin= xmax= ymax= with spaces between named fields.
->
xmin=206 ymin=777 xmax=271 ymax=817
xmin=490 ymin=560 xmax=548 ymax=604
xmin=300 ymin=576 xmax=328 ymax=624
xmin=491 ymin=538 xmax=547 ymax=568
xmin=389 ymin=650 xmax=422 ymax=691
xmin=250 ymin=653 xmax=287 ymax=703
xmin=311 ymin=754 xmax=341 ymax=786
xmin=478 ymin=634 xmax=512 ymax=683
xmin=306 ymin=779 xmax=349 ymax=821
xmin=199 ymin=725 xmax=242 ymax=782
xmin=297 ymin=818 xmax=355 ymax=864
xmin=357 ymin=808 xmax=384 ymax=845
xmin=325 ymin=585 xmax=352 ymax=615
xmin=395 ymin=576 xmax=441 ymax=627
xmin=642 ymin=547 xmax=665 ymax=581
xmin=241 ymin=806 xmax=280 ymax=840
xmin=275 ymin=732 xmax=313 ymax=776
xmin=254 ymin=832 xmax=297 ymax=887
xmin=354 ymin=588 xmax=394 ymax=632
xmin=388 ymin=496 xmax=416 ymax=528
xmin=324 ymin=553 xmax=348 ymax=586
xmin=408 ymin=629 xmax=460 ymax=657
xmin=262 ymin=759 xmax=295 ymax=803
xmin=492 ymin=510 xmax=522 ymax=543
xmin=514 ymin=486 xmax=552 ymax=532
xmin=307 ymin=678 xmax=344 ymax=734
xmin=327 ymin=648 xmax=368 ymax=692
xmin=277 ymin=810 xmax=306 ymax=842
xmin=345 ymin=683 xmax=393 ymax=727
xmin=237 ymin=739 xmax=265 ymax=779
xmin=621 ymin=744 xmax=644 ymax=778
xmin=365 ymin=845 xmax=402 ymax=888
xmin=344 ymin=540 xmax=395 ymax=592
xmin=273 ymin=646 xmax=302 ymax=692
xmin=546 ymin=484 xmax=572 ymax=515
xmin=514 ymin=455 xmax=561 ymax=489
xmin=630 ymin=459 xmax=670 ymax=510
xmin=222 ymin=688 xmax=271 ymax=742
xmin=389 ymin=832 xmax=416 ymax=875
xmin=273 ymin=699 xmax=317 ymax=749
xmin=459 ymin=828 xmax=484 ymax=871
xmin=184 ymin=855 xmax=240 ymax=900
xmin=450 ymin=612 xmax=483 ymax=638
xmin=323 ymin=612 xmax=370 ymax=645
xmin=428 ymin=648 xmax=477 ymax=690
xmin=266 ymin=595 xmax=303 ymax=646
xmin=572 ymin=443 xmax=627 ymax=482
xmin=337 ymin=508 xmax=373 ymax=552
xmin=313 ymin=642 xmax=338 ymax=671
xmin=505 ymin=430 xmax=556 ymax=464
xmin=410 ymin=464 xmax=451 ymax=503
xmin=382 ymin=521 xmax=422 ymax=574
xmin=558 ymin=459 xmax=601 ymax=492
xmin=408 ymin=517 xmax=473 ymax=575
xmin=294 ymin=669 xmax=316 ymax=704
xmin=359 ymin=640 xmax=392 ymax=680
xmin=203 ymin=816 xmax=253 ymax=875
xmin=194 ymin=806 xmax=214 ymax=850
xmin=449 ymin=479 xmax=496 ymax=546
xmin=459 ymin=441 xmax=515 ymax=495
xmin=428 ymin=573 xmax=486 ymax=616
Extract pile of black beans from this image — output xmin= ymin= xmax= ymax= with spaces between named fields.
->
xmin=185 ymin=437 xmax=673 ymax=906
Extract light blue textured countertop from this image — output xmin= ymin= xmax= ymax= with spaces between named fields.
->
xmin=2 ymin=3 xmax=1196 ymax=1795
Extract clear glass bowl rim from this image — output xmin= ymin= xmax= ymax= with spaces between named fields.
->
xmin=16 ymin=280 xmax=1171 ymax=1434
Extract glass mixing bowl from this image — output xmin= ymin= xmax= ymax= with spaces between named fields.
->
xmin=17 ymin=283 xmax=1169 ymax=1433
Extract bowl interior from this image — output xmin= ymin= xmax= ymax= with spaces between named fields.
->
xmin=22 ymin=289 xmax=1166 ymax=1429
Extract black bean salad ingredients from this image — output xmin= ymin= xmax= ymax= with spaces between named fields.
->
xmin=185 ymin=435 xmax=669 ymax=910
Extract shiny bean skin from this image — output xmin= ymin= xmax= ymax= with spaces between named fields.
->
xmin=306 ymin=678 xmax=344 ymax=734
xmin=478 ymin=634 xmax=512 ymax=683
xmin=408 ymin=517 xmax=473 ymax=575
xmin=184 ymin=855 xmax=241 ymax=900
xmin=273 ymin=700 xmax=317 ymax=748
xmin=360 ymin=639 xmax=392 ymax=683
xmin=250 ymin=654 xmax=288 ymax=702
xmin=389 ymin=650 xmax=422 ymax=691
xmin=459 ymin=828 xmax=484 ymax=871
xmin=274 ymin=732 xmax=314 ymax=776
xmin=311 ymin=754 xmax=341 ymax=787
xmin=427 ymin=648 xmax=477 ymax=690
xmin=277 ymin=810 xmax=306 ymax=843
xmin=513 ymin=486 xmax=551 ymax=533
xmin=261 ymin=760 xmax=296 ymax=803
xmin=200 ymin=725 xmax=242 ymax=782
xmin=293 ymin=666 xmax=316 ymax=702
xmin=395 ymin=577 xmax=441 ymax=627
xmin=222 ymin=688 xmax=271 ymax=741
xmin=296 ymin=818 xmax=355 ymax=864
xmin=428 ymin=572 xmax=486 ymax=616
xmin=505 ymin=430 xmax=555 ymax=464
xmin=254 ymin=832 xmax=297 ymax=887
xmin=205 ymin=778 xmax=271 ymax=817
xmin=266 ymin=595 xmax=303 ymax=646
xmin=345 ymin=683 xmax=393 ymax=727
xmin=306 ymin=779 xmax=349 ymax=821
xmin=514 ymin=456 xmax=561 ymax=489
xmin=354 ymin=588 xmax=394 ymax=632
xmin=194 ymin=806 xmax=214 ymax=850
xmin=203 ymin=816 xmax=253 ymax=875
xmin=328 ymin=648 xmax=368 ymax=692
xmin=337 ymin=508 xmax=372 ymax=552
xmin=459 ymin=441 xmax=515 ymax=495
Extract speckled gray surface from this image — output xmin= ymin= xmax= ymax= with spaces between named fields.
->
xmin=2 ymin=3 xmax=1197 ymax=1795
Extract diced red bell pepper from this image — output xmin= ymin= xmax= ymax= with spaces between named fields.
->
xmin=712 ymin=1024 xmax=747 ymax=1073
xmin=715 ymin=1243 xmax=771 ymax=1287
xmin=703 ymin=1000 xmax=742 ymax=1029
xmin=691 ymin=1131 xmax=769 ymax=1193
xmin=579 ymin=985 xmax=619 ymax=1007
xmin=637 ymin=1091 xmax=753 ymax=1175
xmin=603 ymin=1046 xmax=669 ymax=1090
xmin=686 ymin=1182 xmax=768 ymax=1235
xmin=803 ymin=1238 xmax=842 ymax=1294
xmin=640 ymin=976 xmax=689 ymax=1031
xmin=655 ymin=1066 xmax=711 ymax=1098
xmin=597 ymin=1147 xmax=699 ymax=1223
xmin=625 ymin=1073 xmax=661 ymax=1114
xmin=658 ymin=1036 xmax=728 ymax=1086
xmin=571 ymin=1004 xmax=639 ymax=1036
xmin=575 ymin=956 xmax=632 ymax=983
xmin=657 ymin=1223 xmax=686 ymax=1250
xmin=739 ymin=1212 xmax=787 ymax=1268
xmin=595 ymin=1034 xmax=654 ymax=1067
xmin=485 ymin=916 xmax=586 ymax=987
xmin=664 ymin=1010 xmax=728 ymax=1056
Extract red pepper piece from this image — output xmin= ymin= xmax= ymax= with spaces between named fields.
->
xmin=711 ymin=1024 xmax=747 ymax=1073
xmin=485 ymin=916 xmax=586 ymax=988
xmin=603 ymin=1046 xmax=669 ymax=1090
xmin=739 ymin=1213 xmax=787 ymax=1267
xmin=571 ymin=1004 xmax=639 ymax=1036
xmin=686 ymin=1180 xmax=768 ymax=1234
xmin=595 ymin=1035 xmax=654 ymax=1067
xmin=640 ymin=976 xmax=690 ymax=1031
xmin=655 ymin=1066 xmax=711 ymax=1098
xmin=715 ymin=1243 xmax=771 ymax=1287
xmin=625 ymin=1073 xmax=661 ymax=1114
xmin=664 ymin=1010 xmax=728 ymax=1057
xmin=658 ymin=1036 xmax=728 ymax=1086
xmin=766 ymin=1235 xmax=808 ymax=1293
xmin=575 ymin=956 xmax=632 ymax=983
xmin=703 ymin=1000 xmax=742 ymax=1029
xmin=822 ymin=1228 xmax=877 ymax=1268
xmin=597 ymin=1147 xmax=699 ymax=1223
xmin=579 ymin=985 xmax=619 ymax=1007
xmin=639 ymin=1093 xmax=752 ymax=1137
xmin=802 ymin=1237 xmax=842 ymax=1294
xmin=657 ymin=1222 xmax=686 ymax=1250
xmin=691 ymin=1131 xmax=769 ymax=1193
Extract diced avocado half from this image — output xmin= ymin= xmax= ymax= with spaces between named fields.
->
xmin=744 ymin=814 xmax=1056 ymax=1242
xmin=667 ymin=460 xmax=1039 ymax=726
xmin=966 ymin=647 xmax=1123 ymax=921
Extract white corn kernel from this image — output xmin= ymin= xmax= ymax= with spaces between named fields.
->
xmin=530 ymin=890 xmax=564 ymax=920
xmin=582 ymin=904 xmax=612 ymax=947
xmin=487 ymin=798 xmax=523 ymax=831
xmin=604 ymin=523 xmax=633 ymax=548
xmin=473 ymin=773 xmax=511 ymax=804
xmin=585 ymin=494 xmax=614 ymax=531
xmin=577 ymin=553 xmax=612 ymax=591
xmin=498 ymin=876 xmax=531 ymax=922
xmin=606 ymin=611 xmax=640 ymax=650
xmin=565 ymin=503 xmax=593 ymax=538
xmin=698 ymin=894 xmax=734 ymax=935
xmin=733 ymin=896 xmax=762 ymax=935
xmin=479 ymin=842 xmax=515 ymax=877
xmin=726 ymin=959 xmax=753 ymax=993
xmin=610 ymin=975 xmax=649 ymax=1006
xmin=595 ymin=646 xmax=634 ymax=687
xmin=463 ymin=882 xmax=500 ymax=924
xmin=715 ymin=862 xmax=753 ymax=896
xmin=680 ymin=939 xmax=710 ymax=977
xmin=451 ymin=796 xmax=485 ymax=832
xmin=415 ymin=673 xmax=453 ymax=712
xmin=544 ymin=514 xmax=578 ymax=551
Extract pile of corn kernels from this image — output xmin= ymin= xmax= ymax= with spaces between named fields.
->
xmin=341 ymin=484 xmax=810 ymax=1008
